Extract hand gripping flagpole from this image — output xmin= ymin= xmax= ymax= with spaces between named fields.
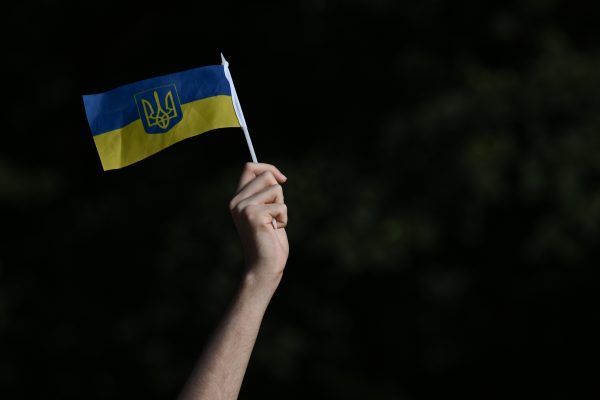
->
xmin=222 ymin=53 xmax=277 ymax=230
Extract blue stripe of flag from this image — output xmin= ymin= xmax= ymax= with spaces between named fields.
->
xmin=82 ymin=65 xmax=231 ymax=136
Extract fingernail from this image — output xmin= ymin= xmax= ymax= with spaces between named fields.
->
xmin=281 ymin=173 xmax=288 ymax=181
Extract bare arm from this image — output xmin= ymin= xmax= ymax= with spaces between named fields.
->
xmin=178 ymin=163 xmax=289 ymax=400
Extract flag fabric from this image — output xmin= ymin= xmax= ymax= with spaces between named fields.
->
xmin=82 ymin=63 xmax=241 ymax=170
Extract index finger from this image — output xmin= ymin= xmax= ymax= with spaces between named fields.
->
xmin=236 ymin=162 xmax=287 ymax=193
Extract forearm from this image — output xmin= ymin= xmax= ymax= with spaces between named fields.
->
xmin=178 ymin=270 xmax=281 ymax=400
xmin=179 ymin=163 xmax=289 ymax=400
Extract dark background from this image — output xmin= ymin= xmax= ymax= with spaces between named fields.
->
xmin=1 ymin=0 xmax=599 ymax=398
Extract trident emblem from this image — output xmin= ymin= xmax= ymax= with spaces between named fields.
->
xmin=135 ymin=84 xmax=183 ymax=134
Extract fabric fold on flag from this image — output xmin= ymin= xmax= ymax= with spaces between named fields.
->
xmin=82 ymin=65 xmax=240 ymax=170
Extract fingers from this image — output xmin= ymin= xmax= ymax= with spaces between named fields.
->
xmin=231 ymin=165 xmax=287 ymax=211
xmin=234 ymin=184 xmax=284 ymax=212
xmin=236 ymin=162 xmax=287 ymax=193
xmin=235 ymin=170 xmax=278 ymax=197
xmin=265 ymin=203 xmax=288 ymax=229
xmin=239 ymin=203 xmax=288 ymax=229
xmin=231 ymin=163 xmax=288 ymax=230
xmin=231 ymin=170 xmax=282 ymax=204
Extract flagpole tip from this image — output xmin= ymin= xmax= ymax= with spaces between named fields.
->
xmin=220 ymin=53 xmax=229 ymax=67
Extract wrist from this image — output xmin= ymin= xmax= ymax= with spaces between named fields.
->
xmin=240 ymin=267 xmax=282 ymax=298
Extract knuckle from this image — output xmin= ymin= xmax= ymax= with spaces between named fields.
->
xmin=274 ymin=184 xmax=284 ymax=200
xmin=241 ymin=204 xmax=254 ymax=217
xmin=261 ymin=171 xmax=276 ymax=184
xmin=228 ymin=198 xmax=238 ymax=212
xmin=235 ymin=202 xmax=246 ymax=216
xmin=242 ymin=205 xmax=259 ymax=222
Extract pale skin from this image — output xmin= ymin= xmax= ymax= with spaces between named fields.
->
xmin=178 ymin=162 xmax=289 ymax=400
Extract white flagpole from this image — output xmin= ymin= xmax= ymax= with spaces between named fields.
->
xmin=222 ymin=53 xmax=258 ymax=163
xmin=222 ymin=53 xmax=277 ymax=230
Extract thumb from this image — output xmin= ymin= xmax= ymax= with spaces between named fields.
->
xmin=261 ymin=204 xmax=288 ymax=229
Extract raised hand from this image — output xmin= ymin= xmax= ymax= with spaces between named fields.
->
xmin=229 ymin=162 xmax=289 ymax=281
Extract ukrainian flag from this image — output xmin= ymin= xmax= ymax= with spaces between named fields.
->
xmin=82 ymin=63 xmax=241 ymax=170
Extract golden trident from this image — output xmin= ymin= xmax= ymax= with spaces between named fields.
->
xmin=141 ymin=90 xmax=178 ymax=130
